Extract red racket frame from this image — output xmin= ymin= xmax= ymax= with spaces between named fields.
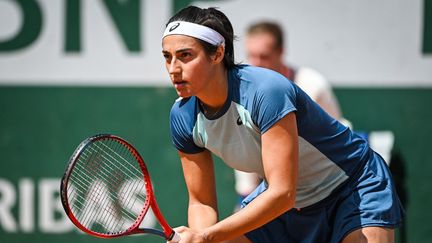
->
xmin=60 ymin=134 xmax=177 ymax=241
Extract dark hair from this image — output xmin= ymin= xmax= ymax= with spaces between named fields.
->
xmin=247 ymin=21 xmax=284 ymax=50
xmin=166 ymin=6 xmax=236 ymax=68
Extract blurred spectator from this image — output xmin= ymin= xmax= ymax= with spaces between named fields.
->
xmin=245 ymin=21 xmax=342 ymax=119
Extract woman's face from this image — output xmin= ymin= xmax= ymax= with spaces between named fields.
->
xmin=162 ymin=35 xmax=216 ymax=98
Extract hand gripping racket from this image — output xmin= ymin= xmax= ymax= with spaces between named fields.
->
xmin=60 ymin=134 xmax=180 ymax=242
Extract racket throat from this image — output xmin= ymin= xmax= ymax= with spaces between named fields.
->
xmin=137 ymin=227 xmax=167 ymax=238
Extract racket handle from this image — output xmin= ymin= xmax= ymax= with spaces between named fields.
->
xmin=169 ymin=231 xmax=181 ymax=242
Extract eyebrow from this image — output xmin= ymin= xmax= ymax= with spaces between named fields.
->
xmin=162 ymin=48 xmax=193 ymax=54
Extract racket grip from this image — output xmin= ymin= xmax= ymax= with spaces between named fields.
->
xmin=169 ymin=231 xmax=181 ymax=242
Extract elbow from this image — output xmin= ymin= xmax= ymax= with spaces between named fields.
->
xmin=269 ymin=187 xmax=297 ymax=210
xmin=282 ymin=190 xmax=297 ymax=209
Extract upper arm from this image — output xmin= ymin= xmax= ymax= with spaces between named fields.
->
xmin=178 ymin=150 xmax=218 ymax=228
xmin=249 ymin=70 xmax=298 ymax=202
xmin=261 ymin=112 xmax=298 ymax=205
xmin=179 ymin=150 xmax=217 ymax=206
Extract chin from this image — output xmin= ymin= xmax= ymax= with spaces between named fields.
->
xmin=177 ymin=90 xmax=192 ymax=98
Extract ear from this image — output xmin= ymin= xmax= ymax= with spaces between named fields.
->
xmin=213 ymin=45 xmax=225 ymax=64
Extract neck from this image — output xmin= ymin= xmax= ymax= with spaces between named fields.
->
xmin=198 ymin=65 xmax=228 ymax=114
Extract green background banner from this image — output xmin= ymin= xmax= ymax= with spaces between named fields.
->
xmin=1 ymin=86 xmax=431 ymax=242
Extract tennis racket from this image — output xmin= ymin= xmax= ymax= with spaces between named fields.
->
xmin=60 ymin=134 xmax=180 ymax=242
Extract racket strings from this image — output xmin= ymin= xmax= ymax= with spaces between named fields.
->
xmin=68 ymin=144 xmax=128 ymax=232
xmin=69 ymin=142 xmax=130 ymax=210
xmin=69 ymin=141 xmax=143 ymax=232
xmin=91 ymin=140 xmax=147 ymax=218
xmin=69 ymin=163 xmax=126 ymax=229
xmin=86 ymin=139 xmax=145 ymax=229
xmin=72 ymin=151 xmax=132 ymax=199
xmin=67 ymin=138 xmax=149 ymax=234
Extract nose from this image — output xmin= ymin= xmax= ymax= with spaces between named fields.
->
xmin=168 ymin=57 xmax=181 ymax=75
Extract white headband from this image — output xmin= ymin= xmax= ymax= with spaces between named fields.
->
xmin=163 ymin=21 xmax=225 ymax=46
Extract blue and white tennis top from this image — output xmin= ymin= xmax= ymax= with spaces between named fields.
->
xmin=169 ymin=65 xmax=370 ymax=208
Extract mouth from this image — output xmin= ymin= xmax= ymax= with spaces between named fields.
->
xmin=173 ymin=80 xmax=187 ymax=88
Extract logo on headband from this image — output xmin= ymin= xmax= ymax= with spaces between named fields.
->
xmin=169 ymin=23 xmax=181 ymax=32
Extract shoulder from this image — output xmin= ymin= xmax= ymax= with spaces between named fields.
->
xmin=171 ymin=96 xmax=196 ymax=113
xmin=170 ymin=96 xmax=198 ymax=124
xmin=170 ymin=97 xmax=205 ymax=153
xmin=233 ymin=65 xmax=296 ymax=94
xmin=231 ymin=65 xmax=298 ymax=133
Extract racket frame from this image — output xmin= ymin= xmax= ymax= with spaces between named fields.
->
xmin=60 ymin=134 xmax=177 ymax=240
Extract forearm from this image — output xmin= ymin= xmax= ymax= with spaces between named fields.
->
xmin=203 ymin=186 xmax=295 ymax=242
xmin=188 ymin=202 xmax=218 ymax=229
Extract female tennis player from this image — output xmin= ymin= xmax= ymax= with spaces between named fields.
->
xmin=162 ymin=6 xmax=403 ymax=243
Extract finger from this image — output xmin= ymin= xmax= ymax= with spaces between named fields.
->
xmin=174 ymin=226 xmax=188 ymax=233
xmin=169 ymin=231 xmax=181 ymax=243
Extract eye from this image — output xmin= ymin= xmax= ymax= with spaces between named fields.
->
xmin=180 ymin=52 xmax=192 ymax=59
xmin=162 ymin=53 xmax=172 ymax=62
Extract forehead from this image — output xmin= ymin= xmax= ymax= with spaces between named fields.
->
xmin=246 ymin=33 xmax=276 ymax=49
xmin=162 ymin=35 xmax=202 ymax=51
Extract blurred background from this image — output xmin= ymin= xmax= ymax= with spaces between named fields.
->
xmin=0 ymin=0 xmax=431 ymax=242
